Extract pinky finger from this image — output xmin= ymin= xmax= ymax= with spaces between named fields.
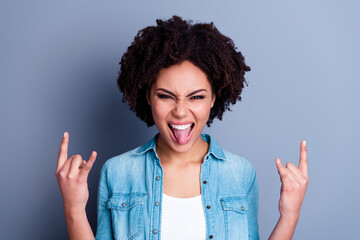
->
xmin=275 ymin=158 xmax=293 ymax=186
xmin=275 ymin=158 xmax=286 ymax=177
xmin=86 ymin=151 xmax=97 ymax=170
xmin=79 ymin=151 xmax=97 ymax=179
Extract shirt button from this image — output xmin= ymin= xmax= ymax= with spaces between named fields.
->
xmin=206 ymin=205 xmax=211 ymax=209
xmin=241 ymin=206 xmax=245 ymax=210
xmin=122 ymin=203 xmax=126 ymax=207
xmin=156 ymin=176 xmax=161 ymax=180
xmin=209 ymin=235 xmax=213 ymax=239
xmin=153 ymin=229 xmax=158 ymax=234
xmin=203 ymin=180 xmax=207 ymax=184
xmin=155 ymin=202 xmax=160 ymax=206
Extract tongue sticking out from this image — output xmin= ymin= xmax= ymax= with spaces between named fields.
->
xmin=172 ymin=126 xmax=192 ymax=144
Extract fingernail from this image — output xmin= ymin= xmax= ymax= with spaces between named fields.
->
xmin=64 ymin=132 xmax=67 ymax=138
xmin=303 ymin=140 xmax=306 ymax=147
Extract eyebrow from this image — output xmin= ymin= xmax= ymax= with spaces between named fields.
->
xmin=156 ymin=88 xmax=207 ymax=97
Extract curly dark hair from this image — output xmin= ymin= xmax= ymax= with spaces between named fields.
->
xmin=117 ymin=15 xmax=251 ymax=127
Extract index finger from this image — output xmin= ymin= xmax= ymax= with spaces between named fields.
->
xmin=57 ymin=132 xmax=69 ymax=171
xmin=298 ymin=140 xmax=308 ymax=178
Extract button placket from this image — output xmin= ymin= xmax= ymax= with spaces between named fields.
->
xmin=201 ymin=161 xmax=214 ymax=240
xmin=151 ymin=160 xmax=162 ymax=240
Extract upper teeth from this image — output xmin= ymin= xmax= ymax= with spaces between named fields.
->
xmin=171 ymin=124 xmax=192 ymax=130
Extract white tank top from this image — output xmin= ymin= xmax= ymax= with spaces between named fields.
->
xmin=160 ymin=193 xmax=206 ymax=239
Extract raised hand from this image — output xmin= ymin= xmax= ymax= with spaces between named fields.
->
xmin=275 ymin=140 xmax=309 ymax=222
xmin=269 ymin=141 xmax=308 ymax=240
xmin=55 ymin=132 xmax=97 ymax=214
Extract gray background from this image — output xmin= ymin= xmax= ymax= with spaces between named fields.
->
xmin=1 ymin=0 xmax=359 ymax=239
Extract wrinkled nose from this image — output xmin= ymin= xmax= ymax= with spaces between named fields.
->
xmin=172 ymin=100 xmax=188 ymax=119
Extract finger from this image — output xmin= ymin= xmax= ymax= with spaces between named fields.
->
xmin=79 ymin=151 xmax=97 ymax=179
xmin=286 ymin=162 xmax=303 ymax=179
xmin=276 ymin=158 xmax=295 ymax=185
xmin=276 ymin=158 xmax=290 ymax=183
xmin=69 ymin=155 xmax=83 ymax=177
xmin=298 ymin=140 xmax=308 ymax=178
xmin=79 ymin=160 xmax=86 ymax=169
xmin=57 ymin=132 xmax=69 ymax=172
xmin=275 ymin=158 xmax=286 ymax=177
xmin=284 ymin=163 xmax=301 ymax=188
xmin=58 ymin=155 xmax=75 ymax=176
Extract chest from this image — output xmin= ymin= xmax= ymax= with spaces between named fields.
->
xmin=103 ymin=153 xmax=259 ymax=240
xmin=161 ymin=162 xmax=202 ymax=197
xmin=160 ymin=193 xmax=206 ymax=240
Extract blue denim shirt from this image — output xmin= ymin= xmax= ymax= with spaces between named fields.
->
xmin=95 ymin=134 xmax=259 ymax=240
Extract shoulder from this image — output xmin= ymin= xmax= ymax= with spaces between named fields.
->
xmin=207 ymin=134 xmax=258 ymax=196
xmin=220 ymin=149 xmax=258 ymax=196
xmin=205 ymin=133 xmax=256 ymax=177
xmin=100 ymin=146 xmax=146 ymax=175
xmin=101 ymin=135 xmax=157 ymax=172
xmin=223 ymin=149 xmax=256 ymax=174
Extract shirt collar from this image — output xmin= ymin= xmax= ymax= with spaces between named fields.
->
xmin=135 ymin=133 xmax=226 ymax=161
xmin=201 ymin=134 xmax=226 ymax=160
xmin=135 ymin=134 xmax=159 ymax=155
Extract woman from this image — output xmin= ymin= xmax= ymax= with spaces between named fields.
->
xmin=56 ymin=16 xmax=308 ymax=240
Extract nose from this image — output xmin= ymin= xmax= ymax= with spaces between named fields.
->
xmin=172 ymin=99 xmax=188 ymax=119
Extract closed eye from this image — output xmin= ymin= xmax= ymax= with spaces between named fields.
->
xmin=190 ymin=95 xmax=205 ymax=100
xmin=157 ymin=94 xmax=173 ymax=99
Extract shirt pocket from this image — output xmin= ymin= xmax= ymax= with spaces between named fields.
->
xmin=106 ymin=193 xmax=146 ymax=240
xmin=220 ymin=196 xmax=249 ymax=240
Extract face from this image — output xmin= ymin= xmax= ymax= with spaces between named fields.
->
xmin=147 ymin=60 xmax=215 ymax=153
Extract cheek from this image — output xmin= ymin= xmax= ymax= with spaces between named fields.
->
xmin=191 ymin=103 xmax=212 ymax=121
xmin=151 ymin=102 xmax=168 ymax=125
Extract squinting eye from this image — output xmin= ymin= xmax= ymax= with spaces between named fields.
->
xmin=190 ymin=95 xmax=205 ymax=100
xmin=158 ymin=94 xmax=172 ymax=99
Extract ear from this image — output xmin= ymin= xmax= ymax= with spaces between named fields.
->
xmin=210 ymin=93 xmax=216 ymax=108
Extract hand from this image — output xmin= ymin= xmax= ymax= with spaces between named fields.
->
xmin=55 ymin=132 xmax=97 ymax=214
xmin=275 ymin=140 xmax=308 ymax=222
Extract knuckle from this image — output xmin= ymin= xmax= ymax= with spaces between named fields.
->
xmin=286 ymin=162 xmax=294 ymax=168
xmin=285 ymin=185 xmax=294 ymax=192
xmin=67 ymin=174 xmax=75 ymax=180
xmin=280 ymin=172 xmax=287 ymax=180
xmin=303 ymin=177 xmax=309 ymax=185
xmin=58 ymin=170 xmax=66 ymax=178
xmin=299 ymin=180 xmax=305 ymax=187
xmin=83 ymin=165 xmax=91 ymax=171
xmin=280 ymin=169 xmax=288 ymax=178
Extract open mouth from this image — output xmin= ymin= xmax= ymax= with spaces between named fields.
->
xmin=168 ymin=123 xmax=195 ymax=145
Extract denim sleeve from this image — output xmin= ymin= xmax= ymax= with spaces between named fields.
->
xmin=95 ymin=162 xmax=113 ymax=240
xmin=247 ymin=172 xmax=260 ymax=240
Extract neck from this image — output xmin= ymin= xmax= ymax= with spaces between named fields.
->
xmin=156 ymin=134 xmax=209 ymax=166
